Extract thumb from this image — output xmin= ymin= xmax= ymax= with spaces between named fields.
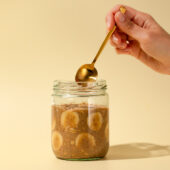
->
xmin=115 ymin=11 xmax=144 ymax=41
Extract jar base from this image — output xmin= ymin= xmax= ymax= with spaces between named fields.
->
xmin=57 ymin=156 xmax=104 ymax=161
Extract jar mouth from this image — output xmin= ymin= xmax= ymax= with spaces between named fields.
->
xmin=53 ymin=79 xmax=106 ymax=88
xmin=53 ymin=79 xmax=107 ymax=95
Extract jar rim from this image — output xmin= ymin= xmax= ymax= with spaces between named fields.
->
xmin=53 ymin=79 xmax=107 ymax=95
xmin=53 ymin=79 xmax=106 ymax=86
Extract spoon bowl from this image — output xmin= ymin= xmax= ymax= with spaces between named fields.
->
xmin=75 ymin=64 xmax=98 ymax=82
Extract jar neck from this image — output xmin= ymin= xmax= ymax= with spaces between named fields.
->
xmin=52 ymin=80 xmax=107 ymax=96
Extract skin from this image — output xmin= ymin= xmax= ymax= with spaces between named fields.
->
xmin=105 ymin=4 xmax=170 ymax=75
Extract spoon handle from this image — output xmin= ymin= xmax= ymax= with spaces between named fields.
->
xmin=92 ymin=6 xmax=126 ymax=65
xmin=92 ymin=25 xmax=116 ymax=65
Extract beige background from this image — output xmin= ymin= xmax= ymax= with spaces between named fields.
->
xmin=0 ymin=0 xmax=170 ymax=169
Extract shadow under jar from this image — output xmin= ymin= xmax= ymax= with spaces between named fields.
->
xmin=51 ymin=80 xmax=109 ymax=160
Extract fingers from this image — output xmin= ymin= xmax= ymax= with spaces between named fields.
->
xmin=114 ymin=11 xmax=145 ymax=41
xmin=106 ymin=4 xmax=138 ymax=31
xmin=106 ymin=4 xmax=148 ymax=28
xmin=115 ymin=48 xmax=130 ymax=55
xmin=109 ymin=4 xmax=138 ymax=20
xmin=106 ymin=4 xmax=150 ymax=41
xmin=105 ymin=11 xmax=115 ymax=31
xmin=110 ymin=30 xmax=128 ymax=49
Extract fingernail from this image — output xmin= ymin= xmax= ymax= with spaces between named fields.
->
xmin=106 ymin=18 xmax=111 ymax=28
xmin=112 ymin=36 xmax=118 ymax=44
xmin=107 ymin=21 xmax=111 ymax=28
xmin=118 ymin=13 xmax=125 ymax=22
xmin=106 ymin=15 xmax=111 ymax=28
xmin=120 ymin=43 xmax=127 ymax=49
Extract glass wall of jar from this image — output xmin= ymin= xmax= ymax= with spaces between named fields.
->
xmin=51 ymin=80 xmax=109 ymax=160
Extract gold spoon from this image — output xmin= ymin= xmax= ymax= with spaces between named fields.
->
xmin=75 ymin=6 xmax=126 ymax=82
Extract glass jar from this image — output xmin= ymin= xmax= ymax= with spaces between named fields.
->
xmin=51 ymin=80 xmax=109 ymax=160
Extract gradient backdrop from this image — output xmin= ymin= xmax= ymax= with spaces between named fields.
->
xmin=0 ymin=0 xmax=170 ymax=169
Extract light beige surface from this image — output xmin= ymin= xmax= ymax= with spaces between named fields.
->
xmin=0 ymin=0 xmax=170 ymax=169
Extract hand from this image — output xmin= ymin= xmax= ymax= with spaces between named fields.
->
xmin=106 ymin=4 xmax=170 ymax=75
